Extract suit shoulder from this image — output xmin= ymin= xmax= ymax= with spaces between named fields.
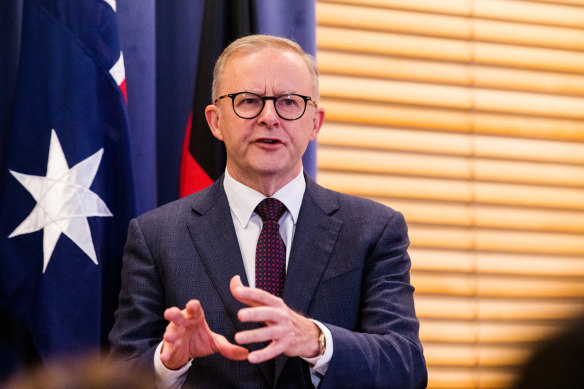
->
xmin=136 ymin=196 xmax=190 ymax=220
xmin=311 ymin=181 xmax=401 ymax=219
xmin=134 ymin=185 xmax=218 ymax=226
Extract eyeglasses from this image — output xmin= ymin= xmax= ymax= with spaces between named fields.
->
xmin=214 ymin=92 xmax=317 ymax=121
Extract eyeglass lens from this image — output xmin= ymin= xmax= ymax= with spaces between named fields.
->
xmin=233 ymin=93 xmax=306 ymax=120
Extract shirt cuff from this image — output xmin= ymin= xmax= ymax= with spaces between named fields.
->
xmin=154 ymin=342 xmax=193 ymax=389
xmin=301 ymin=320 xmax=333 ymax=374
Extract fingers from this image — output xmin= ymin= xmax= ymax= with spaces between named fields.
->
xmin=162 ymin=307 xmax=189 ymax=345
xmin=160 ymin=299 xmax=215 ymax=369
xmin=164 ymin=300 xmax=204 ymax=326
xmin=163 ymin=306 xmax=184 ymax=324
xmin=238 ymin=306 xmax=282 ymax=325
xmin=214 ymin=333 xmax=249 ymax=361
xmin=235 ymin=324 xmax=274 ymax=345
xmin=247 ymin=343 xmax=286 ymax=363
xmin=185 ymin=299 xmax=202 ymax=314
xmin=162 ymin=298 xmax=252 ymax=366
xmin=233 ymin=326 xmax=287 ymax=363
xmin=230 ymin=274 xmax=244 ymax=290
xmin=230 ymin=275 xmax=283 ymax=308
xmin=235 ymin=306 xmax=321 ymax=364
xmin=163 ymin=278 xmax=313 ymax=367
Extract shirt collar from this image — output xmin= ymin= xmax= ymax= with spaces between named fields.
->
xmin=223 ymin=169 xmax=306 ymax=228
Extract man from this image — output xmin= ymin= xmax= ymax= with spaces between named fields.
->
xmin=108 ymin=35 xmax=427 ymax=389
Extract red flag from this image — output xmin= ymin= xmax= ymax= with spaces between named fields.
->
xmin=179 ymin=114 xmax=214 ymax=195
xmin=179 ymin=0 xmax=255 ymax=197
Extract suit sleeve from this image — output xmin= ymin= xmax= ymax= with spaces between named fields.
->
xmin=107 ymin=217 xmax=168 ymax=376
xmin=320 ymin=211 xmax=428 ymax=389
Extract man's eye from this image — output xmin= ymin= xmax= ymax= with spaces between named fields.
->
xmin=240 ymin=97 xmax=260 ymax=105
xmin=278 ymin=96 xmax=301 ymax=108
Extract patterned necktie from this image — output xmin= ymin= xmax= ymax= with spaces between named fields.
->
xmin=255 ymin=198 xmax=287 ymax=297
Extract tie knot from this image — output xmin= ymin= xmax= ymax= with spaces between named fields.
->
xmin=255 ymin=198 xmax=286 ymax=222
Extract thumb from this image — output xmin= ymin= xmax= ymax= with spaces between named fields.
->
xmin=230 ymin=274 xmax=244 ymax=293
xmin=214 ymin=333 xmax=249 ymax=361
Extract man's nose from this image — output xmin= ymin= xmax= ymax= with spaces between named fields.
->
xmin=257 ymin=99 xmax=280 ymax=125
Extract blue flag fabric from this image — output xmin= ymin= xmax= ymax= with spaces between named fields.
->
xmin=0 ymin=0 xmax=136 ymax=360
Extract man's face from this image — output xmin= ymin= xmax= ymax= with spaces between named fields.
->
xmin=205 ymin=48 xmax=324 ymax=191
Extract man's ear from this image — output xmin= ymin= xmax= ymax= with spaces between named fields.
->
xmin=309 ymin=107 xmax=325 ymax=142
xmin=205 ymin=105 xmax=224 ymax=141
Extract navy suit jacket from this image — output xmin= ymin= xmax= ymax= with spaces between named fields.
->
xmin=108 ymin=174 xmax=427 ymax=388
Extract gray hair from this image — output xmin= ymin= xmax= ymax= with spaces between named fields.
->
xmin=212 ymin=34 xmax=319 ymax=102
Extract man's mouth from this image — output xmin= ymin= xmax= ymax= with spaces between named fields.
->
xmin=258 ymin=139 xmax=280 ymax=144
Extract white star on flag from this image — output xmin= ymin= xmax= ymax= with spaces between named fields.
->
xmin=8 ymin=129 xmax=113 ymax=273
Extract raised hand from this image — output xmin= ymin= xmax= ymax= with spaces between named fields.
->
xmin=230 ymin=275 xmax=321 ymax=363
xmin=160 ymin=299 xmax=249 ymax=370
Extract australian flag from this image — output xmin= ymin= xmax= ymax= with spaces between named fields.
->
xmin=0 ymin=0 xmax=136 ymax=367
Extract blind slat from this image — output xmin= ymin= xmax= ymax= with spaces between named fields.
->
xmin=410 ymin=226 xmax=584 ymax=256
xmin=375 ymin=199 xmax=584 ymax=234
xmin=428 ymin=368 xmax=514 ymax=389
xmin=410 ymin=248 xmax=584 ymax=276
xmin=318 ymin=171 xmax=584 ymax=210
xmin=412 ymin=272 xmax=584 ymax=297
xmin=321 ymin=99 xmax=584 ymax=140
xmin=421 ymin=320 xmax=557 ymax=343
xmin=322 ymin=0 xmax=584 ymax=28
xmin=318 ymin=3 xmax=473 ymax=38
xmin=319 ymin=50 xmax=584 ymax=96
xmin=318 ymin=123 xmax=584 ymax=164
xmin=318 ymin=2 xmax=584 ymax=50
xmin=319 ymin=0 xmax=473 ymax=17
xmin=318 ymin=146 xmax=584 ymax=187
xmin=424 ymin=344 xmax=529 ymax=367
xmin=476 ymin=0 xmax=584 ymax=28
xmin=322 ymin=99 xmax=471 ymax=131
xmin=319 ymin=26 xmax=584 ymax=72
xmin=414 ymin=296 xmax=584 ymax=320
xmin=321 ymin=74 xmax=584 ymax=119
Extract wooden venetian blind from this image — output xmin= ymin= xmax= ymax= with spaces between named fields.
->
xmin=315 ymin=1 xmax=584 ymax=388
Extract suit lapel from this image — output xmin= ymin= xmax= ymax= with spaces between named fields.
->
xmin=283 ymin=175 xmax=342 ymax=314
xmin=186 ymin=178 xmax=274 ymax=384
xmin=275 ymin=175 xmax=343 ymax=383
xmin=186 ymin=179 xmax=250 ymax=328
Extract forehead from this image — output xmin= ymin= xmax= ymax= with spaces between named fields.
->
xmin=221 ymin=48 xmax=313 ymax=94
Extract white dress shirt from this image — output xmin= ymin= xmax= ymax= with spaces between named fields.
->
xmin=155 ymin=170 xmax=332 ymax=388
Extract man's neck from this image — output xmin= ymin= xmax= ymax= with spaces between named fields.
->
xmin=226 ymin=168 xmax=303 ymax=197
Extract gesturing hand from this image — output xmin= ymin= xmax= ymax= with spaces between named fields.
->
xmin=160 ymin=299 xmax=249 ymax=370
xmin=230 ymin=275 xmax=321 ymax=364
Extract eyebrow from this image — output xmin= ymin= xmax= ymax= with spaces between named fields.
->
xmin=241 ymin=89 xmax=297 ymax=96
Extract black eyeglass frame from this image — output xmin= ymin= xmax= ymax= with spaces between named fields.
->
xmin=214 ymin=91 xmax=317 ymax=121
